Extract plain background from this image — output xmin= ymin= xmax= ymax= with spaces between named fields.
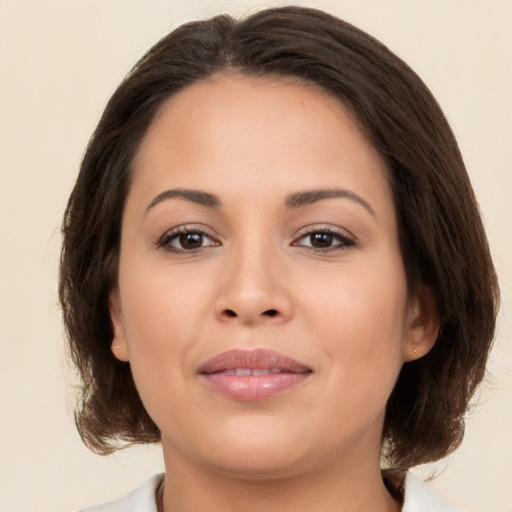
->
xmin=1 ymin=1 xmax=511 ymax=511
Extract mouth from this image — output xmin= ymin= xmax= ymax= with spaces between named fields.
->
xmin=198 ymin=349 xmax=312 ymax=402
xmin=213 ymin=368 xmax=285 ymax=375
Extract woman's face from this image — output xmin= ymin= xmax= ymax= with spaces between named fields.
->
xmin=111 ymin=74 xmax=431 ymax=479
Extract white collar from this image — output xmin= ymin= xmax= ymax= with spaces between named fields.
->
xmin=402 ymin=472 xmax=462 ymax=512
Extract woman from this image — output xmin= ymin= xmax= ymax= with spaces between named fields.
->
xmin=60 ymin=6 xmax=499 ymax=511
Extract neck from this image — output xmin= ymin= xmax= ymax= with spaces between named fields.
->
xmin=160 ymin=443 xmax=401 ymax=512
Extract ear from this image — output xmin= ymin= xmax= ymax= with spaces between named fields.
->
xmin=403 ymin=287 xmax=439 ymax=362
xmin=109 ymin=289 xmax=130 ymax=362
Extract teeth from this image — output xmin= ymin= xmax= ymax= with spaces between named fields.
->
xmin=220 ymin=368 xmax=283 ymax=376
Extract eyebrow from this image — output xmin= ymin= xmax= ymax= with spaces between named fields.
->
xmin=146 ymin=188 xmax=221 ymax=213
xmin=145 ymin=187 xmax=375 ymax=217
xmin=285 ymin=188 xmax=375 ymax=216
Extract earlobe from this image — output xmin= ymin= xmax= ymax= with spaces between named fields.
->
xmin=404 ymin=288 xmax=439 ymax=362
xmin=109 ymin=289 xmax=130 ymax=362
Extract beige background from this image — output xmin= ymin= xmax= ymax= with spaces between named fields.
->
xmin=1 ymin=1 xmax=511 ymax=511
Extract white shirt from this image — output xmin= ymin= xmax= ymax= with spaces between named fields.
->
xmin=75 ymin=472 xmax=463 ymax=512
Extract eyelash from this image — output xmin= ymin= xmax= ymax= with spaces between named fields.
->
xmin=293 ymin=226 xmax=356 ymax=252
xmin=157 ymin=226 xmax=356 ymax=253
xmin=157 ymin=226 xmax=220 ymax=253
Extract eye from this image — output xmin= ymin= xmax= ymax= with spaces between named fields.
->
xmin=158 ymin=227 xmax=220 ymax=252
xmin=294 ymin=228 xmax=355 ymax=251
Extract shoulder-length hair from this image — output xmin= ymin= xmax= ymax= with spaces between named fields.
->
xmin=59 ymin=6 xmax=499 ymax=470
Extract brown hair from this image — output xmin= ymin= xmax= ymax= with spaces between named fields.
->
xmin=59 ymin=6 xmax=499 ymax=469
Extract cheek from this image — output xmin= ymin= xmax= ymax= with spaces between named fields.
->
xmin=116 ymin=265 xmax=210 ymax=426
xmin=117 ymin=261 xmax=213 ymax=368
xmin=303 ymin=255 xmax=408 ymax=379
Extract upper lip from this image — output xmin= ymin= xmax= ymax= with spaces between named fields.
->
xmin=198 ymin=349 xmax=312 ymax=374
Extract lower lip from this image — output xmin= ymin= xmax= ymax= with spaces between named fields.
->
xmin=200 ymin=372 xmax=310 ymax=401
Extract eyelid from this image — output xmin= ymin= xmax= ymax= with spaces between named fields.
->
xmin=156 ymin=224 xmax=221 ymax=251
xmin=155 ymin=223 xmax=356 ymax=253
xmin=292 ymin=224 xmax=357 ymax=250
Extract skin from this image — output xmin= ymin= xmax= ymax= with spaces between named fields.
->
xmin=110 ymin=74 xmax=437 ymax=512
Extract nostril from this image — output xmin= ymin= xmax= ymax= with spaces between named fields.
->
xmin=221 ymin=309 xmax=279 ymax=319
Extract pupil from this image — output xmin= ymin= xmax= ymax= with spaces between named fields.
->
xmin=311 ymin=232 xmax=333 ymax=248
xmin=180 ymin=233 xmax=202 ymax=249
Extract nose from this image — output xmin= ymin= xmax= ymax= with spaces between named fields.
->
xmin=214 ymin=241 xmax=293 ymax=326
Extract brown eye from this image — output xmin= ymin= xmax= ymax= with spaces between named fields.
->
xmin=158 ymin=229 xmax=219 ymax=252
xmin=178 ymin=232 xmax=204 ymax=250
xmin=295 ymin=229 xmax=355 ymax=251
xmin=309 ymin=232 xmax=334 ymax=248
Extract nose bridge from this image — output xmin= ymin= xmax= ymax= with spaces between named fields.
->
xmin=215 ymin=229 xmax=292 ymax=324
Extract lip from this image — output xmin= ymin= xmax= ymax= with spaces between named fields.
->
xmin=198 ymin=349 xmax=312 ymax=402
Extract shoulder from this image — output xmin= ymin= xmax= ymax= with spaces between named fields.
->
xmin=402 ymin=472 xmax=464 ymax=512
xmin=70 ymin=473 xmax=163 ymax=512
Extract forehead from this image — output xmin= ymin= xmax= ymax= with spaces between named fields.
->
xmin=130 ymin=73 xmax=391 ymax=213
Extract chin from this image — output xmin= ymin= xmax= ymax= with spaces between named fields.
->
xmin=164 ymin=415 xmax=320 ymax=480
